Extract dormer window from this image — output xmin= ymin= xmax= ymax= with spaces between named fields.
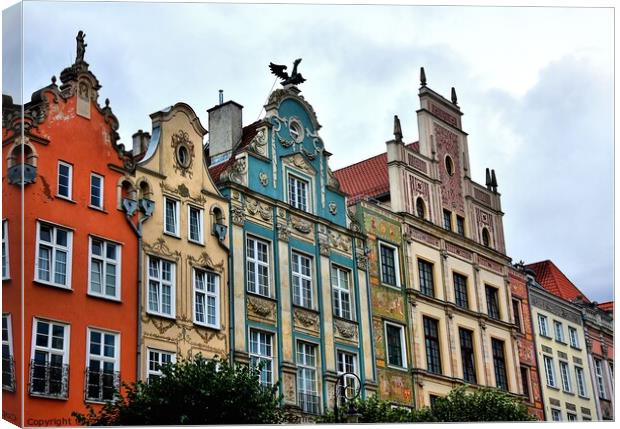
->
xmin=288 ymin=174 xmax=309 ymax=212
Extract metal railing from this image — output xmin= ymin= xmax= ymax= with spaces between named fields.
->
xmin=84 ymin=367 xmax=120 ymax=402
xmin=298 ymin=391 xmax=320 ymax=415
xmin=2 ymin=355 xmax=15 ymax=391
xmin=29 ymin=360 xmax=69 ymax=398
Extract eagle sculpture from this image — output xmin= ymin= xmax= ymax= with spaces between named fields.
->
xmin=269 ymin=58 xmax=306 ymax=86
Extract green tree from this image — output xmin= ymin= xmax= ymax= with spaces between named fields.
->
xmin=72 ymin=355 xmax=284 ymax=425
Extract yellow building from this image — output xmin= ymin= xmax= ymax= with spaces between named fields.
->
xmin=336 ymin=70 xmax=522 ymax=408
xmin=125 ymin=102 xmax=230 ymax=381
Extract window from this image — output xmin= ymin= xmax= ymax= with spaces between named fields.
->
xmin=90 ymin=173 xmax=104 ymax=209
xmin=568 ymin=327 xmax=579 ymax=348
xmin=85 ymin=329 xmax=119 ymax=402
xmin=538 ymin=314 xmax=549 ymax=337
xmin=481 ymin=228 xmax=490 ymax=247
xmin=2 ymin=314 xmax=14 ymax=390
xmin=418 ymin=259 xmax=434 ymax=297
xmin=337 ymin=351 xmax=358 ymax=400
xmin=567 ymin=413 xmax=577 ymax=422
xmin=379 ymin=242 xmax=399 ymax=287
xmin=35 ymin=222 xmax=73 ymax=288
xmin=554 ymin=321 xmax=565 ymax=343
xmin=164 ymin=197 xmax=180 ymax=236
xmin=331 ymin=266 xmax=352 ymax=320
xmin=57 ymin=161 xmax=72 ymax=199
xmin=88 ymin=237 xmax=121 ymax=300
xmin=297 ymin=342 xmax=319 ymax=414
xmin=246 ymin=236 xmax=270 ymax=297
xmin=292 ymin=252 xmax=313 ymax=308
xmin=551 ymin=409 xmax=562 ymax=421
xmin=492 ymin=338 xmax=508 ymax=391
xmin=188 ymin=206 xmax=204 ymax=244
xmin=485 ymin=285 xmax=500 ymax=320
xmin=559 ymin=361 xmax=572 ymax=392
xmin=456 ymin=215 xmax=465 ymax=236
xmin=288 ymin=174 xmax=309 ymax=212
xmin=575 ymin=366 xmax=587 ymax=397
xmin=594 ymin=359 xmax=606 ymax=399
xmin=423 ymin=317 xmax=441 ymax=374
xmin=193 ymin=268 xmax=219 ymax=328
xmin=459 ymin=328 xmax=476 ymax=384
xmin=385 ymin=322 xmax=406 ymax=368
xmin=147 ymin=257 xmax=175 ymax=317
xmin=442 ymin=209 xmax=452 ymax=231
xmin=147 ymin=349 xmax=175 ymax=382
xmin=30 ymin=319 xmax=69 ymax=397
xmin=415 ymin=197 xmax=425 ymax=219
xmin=2 ymin=220 xmax=9 ymax=280
xmin=543 ymin=355 xmax=556 ymax=387
xmin=445 ymin=155 xmax=454 ymax=176
xmin=249 ymin=330 xmax=273 ymax=386
xmin=453 ymin=273 xmax=469 ymax=309
xmin=520 ymin=366 xmax=530 ymax=400
xmin=512 ymin=299 xmax=523 ymax=332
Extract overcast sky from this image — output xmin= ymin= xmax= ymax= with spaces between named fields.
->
xmin=2 ymin=1 xmax=614 ymax=302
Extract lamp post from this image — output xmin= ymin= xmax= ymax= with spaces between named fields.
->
xmin=334 ymin=372 xmax=361 ymax=423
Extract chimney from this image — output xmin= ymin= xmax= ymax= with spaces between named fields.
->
xmin=207 ymin=99 xmax=243 ymax=164
xmin=132 ymin=130 xmax=151 ymax=157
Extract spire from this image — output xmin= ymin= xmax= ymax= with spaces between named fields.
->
xmin=485 ymin=168 xmax=491 ymax=190
xmin=451 ymin=87 xmax=458 ymax=105
xmin=420 ymin=67 xmax=427 ymax=87
xmin=491 ymin=169 xmax=498 ymax=192
xmin=393 ymin=115 xmax=403 ymax=143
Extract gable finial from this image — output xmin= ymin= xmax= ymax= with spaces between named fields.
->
xmin=485 ymin=168 xmax=492 ymax=190
xmin=393 ymin=115 xmax=403 ymax=142
xmin=451 ymin=87 xmax=458 ymax=105
xmin=491 ymin=169 xmax=498 ymax=192
xmin=269 ymin=58 xmax=306 ymax=86
xmin=76 ymin=30 xmax=87 ymax=64
xmin=420 ymin=67 xmax=427 ymax=87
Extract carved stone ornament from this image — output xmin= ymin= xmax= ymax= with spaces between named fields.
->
xmin=294 ymin=308 xmax=319 ymax=328
xmin=144 ymin=315 xmax=176 ymax=335
xmin=159 ymin=181 xmax=206 ymax=204
xmin=334 ymin=319 xmax=358 ymax=340
xmin=248 ymin=127 xmax=268 ymax=157
xmin=188 ymin=251 xmax=225 ymax=273
xmin=143 ymin=238 xmax=181 ymax=260
xmin=328 ymin=201 xmax=337 ymax=215
xmin=247 ymin=295 xmax=275 ymax=319
xmin=259 ymin=171 xmax=269 ymax=187
xmin=231 ymin=207 xmax=245 ymax=226
xmin=328 ymin=230 xmax=352 ymax=252
xmin=327 ymin=168 xmax=340 ymax=190
xmin=220 ymin=157 xmax=247 ymax=185
xmin=246 ymin=197 xmax=273 ymax=222
xmin=290 ymin=215 xmax=312 ymax=234
xmin=356 ymin=254 xmax=368 ymax=271
xmin=283 ymin=152 xmax=314 ymax=174
xmin=276 ymin=222 xmax=291 ymax=242
xmin=347 ymin=209 xmax=362 ymax=233
xmin=171 ymin=130 xmax=195 ymax=177
xmin=318 ymin=234 xmax=330 ymax=256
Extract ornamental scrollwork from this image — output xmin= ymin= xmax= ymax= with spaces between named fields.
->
xmin=171 ymin=130 xmax=195 ymax=178
xmin=347 ymin=209 xmax=362 ymax=233
xmin=248 ymin=127 xmax=268 ymax=157
xmin=276 ymin=222 xmax=291 ymax=242
xmin=356 ymin=254 xmax=368 ymax=271
xmin=334 ymin=319 xmax=358 ymax=340
xmin=188 ymin=251 xmax=225 ymax=273
xmin=143 ymin=238 xmax=181 ymax=260
xmin=294 ymin=308 xmax=319 ymax=328
xmin=245 ymin=197 xmax=273 ymax=222
xmin=231 ymin=207 xmax=245 ymax=226
xmin=290 ymin=215 xmax=312 ymax=234
xmin=247 ymin=296 xmax=275 ymax=319
xmin=328 ymin=230 xmax=351 ymax=252
xmin=220 ymin=157 xmax=247 ymax=186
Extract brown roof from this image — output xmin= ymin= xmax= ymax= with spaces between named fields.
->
xmin=598 ymin=301 xmax=613 ymax=312
xmin=334 ymin=142 xmax=419 ymax=204
xmin=526 ymin=260 xmax=590 ymax=303
xmin=208 ymin=120 xmax=262 ymax=182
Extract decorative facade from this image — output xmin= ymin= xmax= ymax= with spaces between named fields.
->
xmin=129 ymin=102 xmax=230 ymax=381
xmin=208 ymin=82 xmax=376 ymax=419
xmin=336 ymin=71 xmax=522 ymax=408
xmin=2 ymin=33 xmax=137 ymax=426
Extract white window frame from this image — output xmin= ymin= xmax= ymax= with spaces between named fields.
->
xmin=88 ymin=236 xmax=121 ymax=300
xmin=2 ymin=220 xmax=9 ymax=280
xmin=146 ymin=256 xmax=176 ymax=318
xmin=249 ymin=329 xmax=273 ymax=387
xmin=85 ymin=328 xmax=120 ymax=402
xmin=543 ymin=355 xmax=556 ymax=388
xmin=34 ymin=221 xmax=73 ymax=289
xmin=89 ymin=173 xmax=104 ymax=209
xmin=538 ymin=314 xmax=549 ymax=337
xmin=331 ymin=265 xmax=353 ymax=320
xmin=384 ymin=321 xmax=407 ymax=369
xmin=163 ymin=197 xmax=180 ymax=237
xmin=594 ymin=359 xmax=606 ymax=399
xmin=2 ymin=314 xmax=13 ymax=390
xmin=554 ymin=320 xmax=565 ymax=343
xmin=378 ymin=241 xmax=401 ymax=288
xmin=568 ymin=327 xmax=579 ymax=348
xmin=57 ymin=161 xmax=73 ymax=199
xmin=297 ymin=341 xmax=319 ymax=414
xmin=559 ymin=360 xmax=572 ymax=392
xmin=575 ymin=366 xmax=588 ymax=397
xmin=246 ymin=236 xmax=270 ymax=297
xmin=146 ymin=348 xmax=176 ymax=382
xmin=287 ymin=173 xmax=310 ymax=212
xmin=336 ymin=350 xmax=358 ymax=399
xmin=551 ymin=408 xmax=562 ymax=421
xmin=292 ymin=251 xmax=313 ymax=309
xmin=187 ymin=205 xmax=204 ymax=244
xmin=193 ymin=268 xmax=220 ymax=329
xmin=30 ymin=318 xmax=70 ymax=397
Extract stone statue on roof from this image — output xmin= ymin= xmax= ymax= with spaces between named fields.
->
xmin=76 ymin=31 xmax=87 ymax=63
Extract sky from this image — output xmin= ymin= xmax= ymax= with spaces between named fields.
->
xmin=1 ymin=1 xmax=614 ymax=302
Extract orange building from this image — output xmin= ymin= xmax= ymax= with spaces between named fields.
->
xmin=2 ymin=32 xmax=137 ymax=426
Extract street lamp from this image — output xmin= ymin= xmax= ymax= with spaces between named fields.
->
xmin=334 ymin=372 xmax=361 ymax=423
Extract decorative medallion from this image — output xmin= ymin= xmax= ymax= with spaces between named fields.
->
xmin=245 ymin=197 xmax=273 ymax=222
xmin=356 ymin=254 xmax=368 ymax=271
xmin=171 ymin=130 xmax=195 ymax=178
xmin=328 ymin=201 xmax=337 ymax=215
xmin=259 ymin=171 xmax=269 ymax=187
xmin=231 ymin=207 xmax=245 ymax=226
xmin=276 ymin=222 xmax=291 ymax=242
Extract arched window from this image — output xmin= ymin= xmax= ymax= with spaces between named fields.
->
xmin=7 ymin=143 xmax=38 ymax=185
xmin=211 ymin=206 xmax=227 ymax=242
xmin=415 ymin=197 xmax=426 ymax=219
xmin=138 ymin=180 xmax=152 ymax=200
xmin=482 ymin=228 xmax=490 ymax=247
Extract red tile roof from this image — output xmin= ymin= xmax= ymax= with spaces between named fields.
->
xmin=208 ymin=120 xmax=262 ymax=182
xmin=525 ymin=260 xmax=590 ymax=303
xmin=598 ymin=301 xmax=613 ymax=312
xmin=334 ymin=142 xmax=418 ymax=204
